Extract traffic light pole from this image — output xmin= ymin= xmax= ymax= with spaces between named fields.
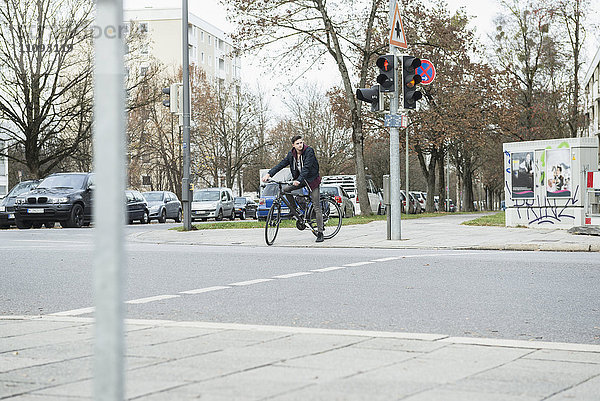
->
xmin=181 ymin=0 xmax=192 ymax=230
xmin=389 ymin=0 xmax=402 ymax=240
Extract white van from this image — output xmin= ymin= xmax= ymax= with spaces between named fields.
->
xmin=321 ymin=175 xmax=383 ymax=215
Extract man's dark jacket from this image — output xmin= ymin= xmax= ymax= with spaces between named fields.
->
xmin=269 ymin=145 xmax=321 ymax=189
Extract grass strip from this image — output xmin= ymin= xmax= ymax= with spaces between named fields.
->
xmin=461 ymin=211 xmax=505 ymax=226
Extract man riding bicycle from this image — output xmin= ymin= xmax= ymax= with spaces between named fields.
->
xmin=261 ymin=135 xmax=324 ymax=243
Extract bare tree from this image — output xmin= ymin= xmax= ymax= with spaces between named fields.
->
xmin=0 ymin=0 xmax=95 ymax=178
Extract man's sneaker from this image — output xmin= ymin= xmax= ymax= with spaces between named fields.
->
xmin=315 ymin=232 xmax=324 ymax=243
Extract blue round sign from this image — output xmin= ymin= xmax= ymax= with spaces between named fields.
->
xmin=416 ymin=59 xmax=436 ymax=85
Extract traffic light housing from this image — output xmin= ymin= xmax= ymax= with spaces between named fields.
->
xmin=376 ymin=55 xmax=396 ymax=93
xmin=356 ymin=85 xmax=382 ymax=112
xmin=161 ymin=83 xmax=182 ymax=113
xmin=402 ymin=56 xmax=422 ymax=109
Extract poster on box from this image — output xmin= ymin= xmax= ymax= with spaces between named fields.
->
xmin=545 ymin=148 xmax=571 ymax=197
xmin=511 ymin=151 xmax=534 ymax=198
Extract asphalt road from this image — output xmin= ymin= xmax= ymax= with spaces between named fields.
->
xmin=2 ymin=223 xmax=599 ymax=345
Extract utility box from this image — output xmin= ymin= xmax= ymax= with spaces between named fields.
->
xmin=503 ymin=137 xmax=599 ymax=228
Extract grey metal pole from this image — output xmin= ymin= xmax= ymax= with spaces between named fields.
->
xmin=405 ymin=125 xmax=409 ymax=215
xmin=93 ymin=1 xmax=125 ymax=400
xmin=182 ymin=0 xmax=192 ymax=230
xmin=389 ymin=0 xmax=401 ymax=239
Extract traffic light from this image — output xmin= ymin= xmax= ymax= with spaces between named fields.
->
xmin=402 ymin=56 xmax=422 ymax=109
xmin=161 ymin=83 xmax=182 ymax=113
xmin=376 ymin=55 xmax=396 ymax=93
xmin=356 ymin=85 xmax=382 ymax=112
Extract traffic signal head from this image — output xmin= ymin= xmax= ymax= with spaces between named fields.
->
xmin=162 ymin=87 xmax=171 ymax=108
xmin=161 ymin=83 xmax=182 ymax=113
xmin=356 ymin=85 xmax=382 ymax=112
xmin=376 ymin=55 xmax=396 ymax=93
xmin=402 ymin=56 xmax=422 ymax=109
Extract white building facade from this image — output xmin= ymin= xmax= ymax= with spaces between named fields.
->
xmin=123 ymin=6 xmax=241 ymax=85
xmin=582 ymin=47 xmax=600 ymax=144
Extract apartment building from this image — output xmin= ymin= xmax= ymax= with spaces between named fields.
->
xmin=582 ymin=46 xmax=600 ymax=144
xmin=123 ymin=6 xmax=241 ymax=86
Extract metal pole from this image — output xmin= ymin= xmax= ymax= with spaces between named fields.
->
xmin=182 ymin=0 xmax=192 ymax=230
xmin=389 ymin=0 xmax=401 ymax=240
xmin=405 ymin=125 xmax=409 ymax=215
xmin=93 ymin=1 xmax=125 ymax=400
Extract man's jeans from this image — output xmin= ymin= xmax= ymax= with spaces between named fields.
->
xmin=282 ymin=183 xmax=323 ymax=233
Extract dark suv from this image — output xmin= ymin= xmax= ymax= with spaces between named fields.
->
xmin=0 ymin=180 xmax=41 ymax=228
xmin=14 ymin=172 xmax=94 ymax=229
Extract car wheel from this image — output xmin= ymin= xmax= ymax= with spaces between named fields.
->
xmin=66 ymin=204 xmax=84 ymax=228
xmin=240 ymin=210 xmax=246 ymax=220
xmin=0 ymin=223 xmax=9 ymax=229
xmin=158 ymin=209 xmax=166 ymax=223
xmin=175 ymin=209 xmax=182 ymax=223
xmin=32 ymin=222 xmax=43 ymax=229
xmin=215 ymin=209 xmax=223 ymax=221
xmin=44 ymin=222 xmax=55 ymax=229
xmin=16 ymin=219 xmax=32 ymax=229
xmin=229 ymin=210 xmax=235 ymax=220
xmin=140 ymin=211 xmax=149 ymax=224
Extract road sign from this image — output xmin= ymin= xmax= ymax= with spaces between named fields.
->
xmin=389 ymin=3 xmax=407 ymax=49
xmin=384 ymin=114 xmax=408 ymax=128
xmin=416 ymin=59 xmax=436 ymax=85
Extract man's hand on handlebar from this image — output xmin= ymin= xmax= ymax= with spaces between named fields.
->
xmin=292 ymin=180 xmax=300 ymax=186
xmin=261 ymin=173 xmax=271 ymax=182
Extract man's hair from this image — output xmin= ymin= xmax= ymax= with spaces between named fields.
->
xmin=291 ymin=135 xmax=302 ymax=144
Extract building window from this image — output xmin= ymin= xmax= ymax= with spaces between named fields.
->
xmin=201 ymin=52 xmax=204 ymax=63
xmin=219 ymin=58 xmax=225 ymax=71
xmin=139 ymin=22 xmax=148 ymax=33
xmin=200 ymin=31 xmax=204 ymax=42
xmin=140 ymin=66 xmax=148 ymax=76
xmin=208 ymin=35 xmax=211 ymax=45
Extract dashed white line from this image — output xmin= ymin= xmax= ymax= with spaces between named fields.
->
xmin=180 ymin=286 xmax=231 ymax=295
xmin=50 ymin=307 xmax=95 ymax=316
xmin=344 ymin=261 xmax=375 ymax=267
xmin=126 ymin=295 xmax=180 ymax=304
xmin=371 ymin=257 xmax=400 ymax=262
xmin=272 ymin=272 xmax=313 ymax=279
xmin=311 ymin=266 xmax=346 ymax=272
xmin=229 ymin=278 xmax=274 ymax=286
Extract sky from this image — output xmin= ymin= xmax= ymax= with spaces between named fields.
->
xmin=124 ymin=0 xmax=600 ymax=114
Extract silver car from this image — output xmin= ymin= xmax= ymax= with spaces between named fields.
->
xmin=143 ymin=191 xmax=182 ymax=223
xmin=320 ymin=184 xmax=355 ymax=218
xmin=191 ymin=188 xmax=235 ymax=221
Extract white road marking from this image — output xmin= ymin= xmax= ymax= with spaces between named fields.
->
xmin=50 ymin=307 xmax=95 ymax=316
xmin=343 ymin=261 xmax=375 ymax=267
xmin=311 ymin=266 xmax=346 ymax=272
xmin=272 ymin=272 xmax=313 ymax=279
xmin=180 ymin=286 xmax=231 ymax=294
xmin=14 ymin=240 xmax=89 ymax=244
xmin=126 ymin=295 xmax=180 ymax=304
xmin=371 ymin=257 xmax=400 ymax=262
xmin=229 ymin=278 xmax=274 ymax=286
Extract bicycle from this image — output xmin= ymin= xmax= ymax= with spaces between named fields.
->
xmin=264 ymin=180 xmax=342 ymax=246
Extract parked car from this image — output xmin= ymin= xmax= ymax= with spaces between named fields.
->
xmin=0 ymin=180 xmax=41 ymax=229
xmin=191 ymin=188 xmax=235 ymax=221
xmin=14 ymin=172 xmax=94 ymax=229
xmin=443 ymin=198 xmax=457 ymax=212
xmin=400 ymin=190 xmax=421 ymax=214
xmin=126 ymin=190 xmax=150 ymax=224
xmin=234 ymin=197 xmax=258 ymax=220
xmin=143 ymin=191 xmax=182 ymax=223
xmin=410 ymin=191 xmax=426 ymax=213
xmin=321 ymin=175 xmax=384 ymax=215
xmin=257 ymin=183 xmax=291 ymax=221
xmin=320 ymin=184 xmax=355 ymax=218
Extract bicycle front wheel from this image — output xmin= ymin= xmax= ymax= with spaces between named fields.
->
xmin=265 ymin=201 xmax=282 ymax=245
xmin=307 ymin=197 xmax=342 ymax=240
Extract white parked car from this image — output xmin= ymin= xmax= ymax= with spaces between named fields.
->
xmin=321 ymin=175 xmax=383 ymax=215
xmin=191 ymin=187 xmax=235 ymax=221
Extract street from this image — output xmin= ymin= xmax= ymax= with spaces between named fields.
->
xmin=2 ymin=224 xmax=599 ymax=345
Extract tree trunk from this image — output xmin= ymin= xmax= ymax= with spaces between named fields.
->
xmin=462 ymin=166 xmax=475 ymax=212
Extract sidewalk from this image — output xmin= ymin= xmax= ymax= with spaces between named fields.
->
xmin=2 ymin=315 xmax=600 ymax=400
xmin=130 ymin=214 xmax=600 ymax=252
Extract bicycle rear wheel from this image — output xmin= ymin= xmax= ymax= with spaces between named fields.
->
xmin=265 ymin=201 xmax=282 ymax=245
xmin=307 ymin=197 xmax=342 ymax=239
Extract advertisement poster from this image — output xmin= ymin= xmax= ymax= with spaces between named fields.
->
xmin=546 ymin=148 xmax=571 ymax=197
xmin=511 ymin=151 xmax=534 ymax=198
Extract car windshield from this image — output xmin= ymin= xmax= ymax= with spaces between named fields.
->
xmin=194 ymin=191 xmax=219 ymax=201
xmin=234 ymin=197 xmax=246 ymax=204
xmin=261 ymin=184 xmax=279 ymax=197
xmin=7 ymin=181 xmax=38 ymax=197
xmin=143 ymin=192 xmax=164 ymax=202
xmin=38 ymin=174 xmax=86 ymax=189
xmin=320 ymin=187 xmax=339 ymax=196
